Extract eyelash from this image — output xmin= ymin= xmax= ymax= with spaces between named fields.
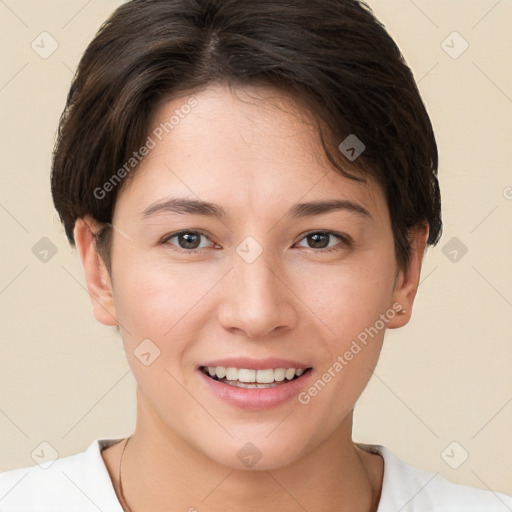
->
xmin=160 ymin=230 xmax=351 ymax=254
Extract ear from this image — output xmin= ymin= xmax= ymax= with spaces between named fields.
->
xmin=387 ymin=224 xmax=429 ymax=329
xmin=73 ymin=217 xmax=118 ymax=326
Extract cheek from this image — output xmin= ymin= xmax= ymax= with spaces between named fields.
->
xmin=292 ymin=248 xmax=396 ymax=407
xmin=111 ymin=243 xmax=217 ymax=333
xmin=110 ymin=250 xmax=228 ymax=390
xmin=292 ymin=247 xmax=397 ymax=338
xmin=110 ymin=257 xmax=207 ymax=399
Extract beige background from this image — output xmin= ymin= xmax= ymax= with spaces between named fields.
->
xmin=1 ymin=0 xmax=511 ymax=497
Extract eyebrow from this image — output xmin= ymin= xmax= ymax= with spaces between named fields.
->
xmin=141 ymin=197 xmax=371 ymax=220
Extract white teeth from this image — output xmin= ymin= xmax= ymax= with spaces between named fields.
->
xmin=274 ymin=368 xmax=286 ymax=381
xmin=225 ymin=367 xmax=238 ymax=380
xmin=237 ymin=369 xmax=256 ymax=383
xmin=203 ymin=366 xmax=308 ymax=383
xmin=256 ymin=369 xmax=275 ymax=383
xmin=227 ymin=381 xmax=281 ymax=389
xmin=285 ymin=368 xmax=296 ymax=380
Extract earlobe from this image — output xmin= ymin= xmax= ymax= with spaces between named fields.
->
xmin=387 ymin=224 xmax=429 ymax=329
xmin=73 ymin=218 xmax=118 ymax=327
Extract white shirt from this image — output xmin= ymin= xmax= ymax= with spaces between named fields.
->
xmin=0 ymin=438 xmax=511 ymax=511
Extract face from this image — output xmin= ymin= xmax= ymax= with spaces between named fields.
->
xmin=81 ymin=84 xmax=422 ymax=470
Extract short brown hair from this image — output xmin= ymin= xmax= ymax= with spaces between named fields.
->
xmin=51 ymin=0 xmax=442 ymax=271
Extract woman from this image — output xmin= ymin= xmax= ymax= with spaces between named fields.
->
xmin=1 ymin=0 xmax=510 ymax=511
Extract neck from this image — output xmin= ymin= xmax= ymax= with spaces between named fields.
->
xmin=112 ymin=395 xmax=382 ymax=512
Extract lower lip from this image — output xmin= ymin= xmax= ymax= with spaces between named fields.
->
xmin=198 ymin=369 xmax=313 ymax=410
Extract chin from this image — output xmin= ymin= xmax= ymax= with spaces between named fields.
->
xmin=198 ymin=428 xmax=312 ymax=471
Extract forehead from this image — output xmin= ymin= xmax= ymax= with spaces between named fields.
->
xmin=114 ymin=83 xmax=387 ymax=222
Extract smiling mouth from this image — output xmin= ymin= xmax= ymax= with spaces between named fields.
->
xmin=199 ymin=366 xmax=313 ymax=389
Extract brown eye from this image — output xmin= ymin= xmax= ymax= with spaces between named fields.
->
xmin=307 ymin=232 xmax=330 ymax=249
xmin=295 ymin=231 xmax=349 ymax=252
xmin=162 ymin=230 xmax=213 ymax=252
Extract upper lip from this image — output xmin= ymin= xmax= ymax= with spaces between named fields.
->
xmin=199 ymin=358 xmax=312 ymax=370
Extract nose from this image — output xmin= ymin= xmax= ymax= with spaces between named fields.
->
xmin=217 ymin=247 xmax=298 ymax=339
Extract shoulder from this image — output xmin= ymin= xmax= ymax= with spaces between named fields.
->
xmin=357 ymin=443 xmax=512 ymax=512
xmin=0 ymin=438 xmax=124 ymax=512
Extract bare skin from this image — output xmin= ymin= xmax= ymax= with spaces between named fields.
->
xmin=101 ymin=418 xmax=385 ymax=512
xmin=76 ymin=83 xmax=427 ymax=511
xmin=102 ymin=433 xmax=383 ymax=509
